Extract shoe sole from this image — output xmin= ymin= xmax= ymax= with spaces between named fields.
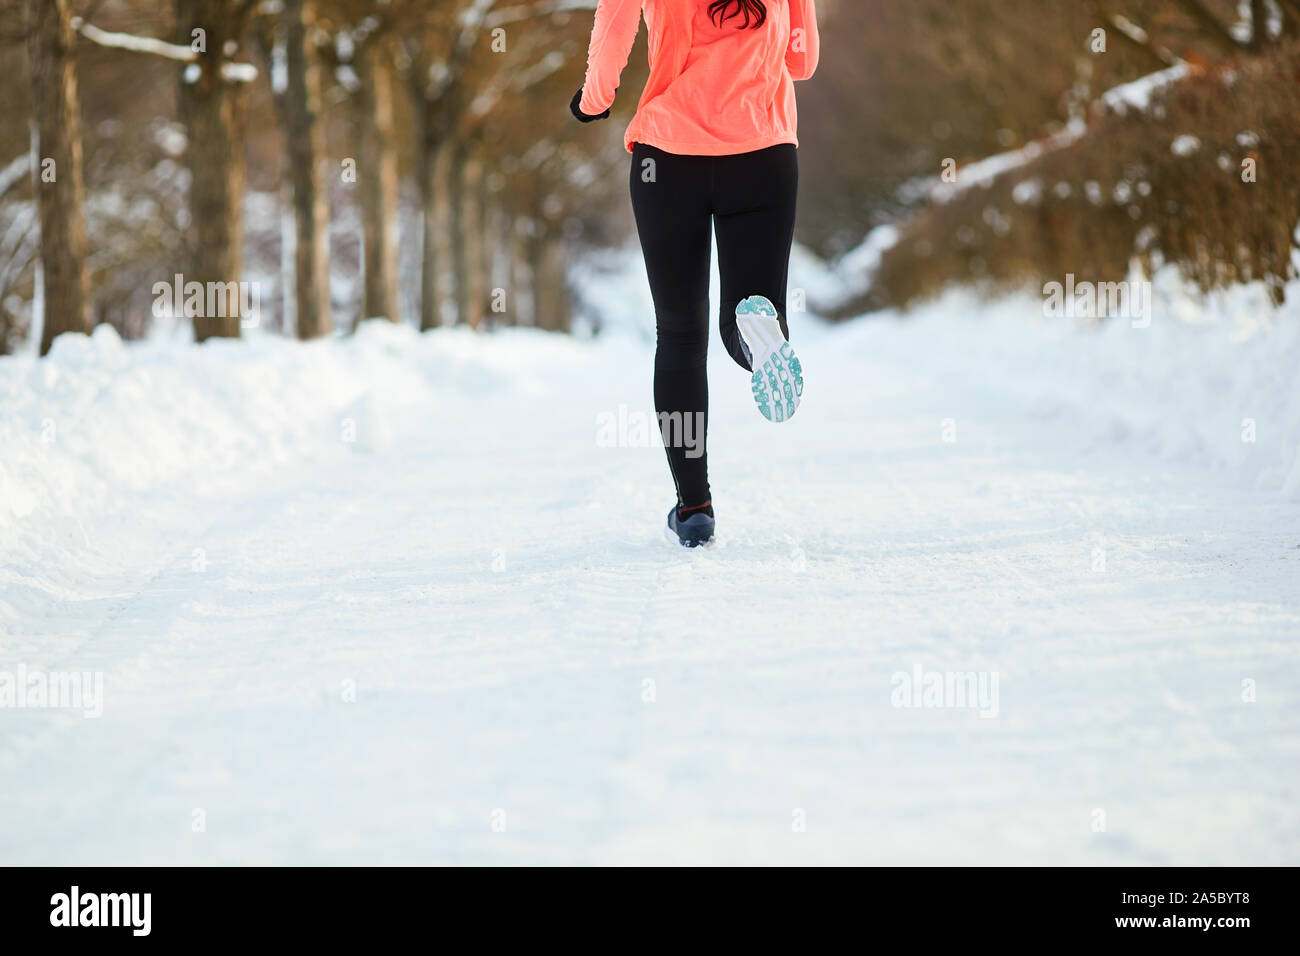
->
xmin=664 ymin=525 xmax=713 ymax=548
xmin=736 ymin=296 xmax=803 ymax=423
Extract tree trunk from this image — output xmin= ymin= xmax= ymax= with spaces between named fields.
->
xmin=354 ymin=45 xmax=400 ymax=324
xmin=277 ymin=156 xmax=295 ymax=334
xmin=415 ymin=102 xmax=447 ymax=331
xmin=530 ymin=228 xmax=569 ymax=333
xmin=177 ymin=0 xmax=247 ymax=342
xmin=462 ymin=152 xmax=487 ymax=330
xmin=447 ymin=146 xmax=487 ymax=329
xmin=449 ymin=146 xmax=469 ymax=326
xmin=486 ymin=196 xmax=510 ymax=327
xmin=282 ymin=0 xmax=331 ymax=339
xmin=506 ymin=212 xmax=527 ymax=328
xmin=417 ymin=142 xmax=441 ymax=330
xmin=26 ymin=0 xmax=91 ymax=355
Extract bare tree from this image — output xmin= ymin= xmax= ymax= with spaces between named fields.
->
xmin=26 ymin=0 xmax=92 ymax=355
xmin=353 ymin=40 xmax=400 ymax=324
xmin=401 ymin=0 xmax=602 ymax=330
xmin=279 ymin=0 xmax=332 ymax=338
xmin=308 ymin=0 xmax=417 ymax=327
xmin=0 ymin=153 xmax=37 ymax=354
xmin=174 ymin=0 xmax=257 ymax=341
xmin=404 ymin=0 xmax=489 ymax=330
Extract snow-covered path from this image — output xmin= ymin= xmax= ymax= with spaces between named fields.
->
xmin=2 ymin=290 xmax=1298 ymax=864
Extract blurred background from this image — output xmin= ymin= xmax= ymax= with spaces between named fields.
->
xmin=1 ymin=0 xmax=1297 ymax=355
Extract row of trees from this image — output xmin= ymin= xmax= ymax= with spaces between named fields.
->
xmin=3 ymin=1 xmax=1292 ymax=354
xmin=4 ymin=0 xmax=635 ymax=355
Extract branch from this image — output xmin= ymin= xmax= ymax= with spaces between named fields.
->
xmin=486 ymin=0 xmax=597 ymax=28
xmin=448 ymin=0 xmax=502 ymax=78
xmin=1275 ymin=0 xmax=1300 ymax=37
xmin=73 ymin=19 xmax=260 ymax=82
xmin=80 ymin=0 xmax=111 ymax=23
xmin=1249 ymin=0 xmax=1268 ymax=49
xmin=0 ymin=210 xmax=38 ymax=293
xmin=0 ymin=153 xmax=30 ymax=201
xmin=1174 ymin=0 xmax=1247 ymax=53
xmin=466 ymin=48 xmax=567 ymax=125
xmin=1103 ymin=10 xmax=1182 ymax=68
xmin=74 ymin=19 xmax=196 ymax=62
xmin=234 ymin=0 xmax=263 ymax=23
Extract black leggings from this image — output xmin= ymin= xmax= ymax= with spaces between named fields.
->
xmin=629 ymin=142 xmax=798 ymax=509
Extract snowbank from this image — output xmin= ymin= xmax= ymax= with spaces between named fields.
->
xmin=2 ymin=265 xmax=1296 ymax=591
xmin=0 ymin=320 xmax=604 ymax=631
xmin=871 ymin=268 xmax=1300 ymax=501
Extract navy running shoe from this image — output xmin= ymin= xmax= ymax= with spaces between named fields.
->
xmin=666 ymin=501 xmax=715 ymax=548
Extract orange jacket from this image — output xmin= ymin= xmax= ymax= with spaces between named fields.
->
xmin=579 ymin=0 xmax=820 ymax=156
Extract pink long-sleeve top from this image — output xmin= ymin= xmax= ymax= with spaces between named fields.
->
xmin=579 ymin=0 xmax=820 ymax=156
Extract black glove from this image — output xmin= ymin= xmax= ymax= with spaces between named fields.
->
xmin=570 ymin=88 xmax=611 ymax=123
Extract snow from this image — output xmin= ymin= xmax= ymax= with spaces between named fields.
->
xmin=73 ymin=20 xmax=197 ymax=64
xmin=925 ymin=64 xmax=1192 ymax=205
xmin=1099 ymin=63 xmax=1190 ymax=114
xmin=931 ymin=119 xmax=1087 ymax=204
xmin=805 ymin=225 xmax=901 ymax=310
xmin=0 ymin=154 xmax=29 ymax=199
xmin=74 ymin=20 xmax=259 ymax=83
xmin=1012 ymin=178 xmax=1044 ymax=206
xmin=0 ymin=261 xmax=1298 ymax=864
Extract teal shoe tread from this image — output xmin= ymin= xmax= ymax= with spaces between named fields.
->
xmin=750 ymin=342 xmax=803 ymax=423
xmin=737 ymin=294 xmax=778 ymax=318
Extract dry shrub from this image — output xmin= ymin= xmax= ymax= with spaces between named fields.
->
xmin=862 ymin=40 xmax=1300 ymax=314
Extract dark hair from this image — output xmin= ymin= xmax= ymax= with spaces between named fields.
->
xmin=708 ymin=0 xmax=767 ymax=29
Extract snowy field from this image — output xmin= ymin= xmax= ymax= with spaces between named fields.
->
xmin=1 ymin=259 xmax=1298 ymax=865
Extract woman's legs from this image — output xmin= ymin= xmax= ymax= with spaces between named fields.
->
xmin=630 ymin=144 xmax=714 ymax=509
xmin=713 ymin=145 xmax=799 ymax=371
xmin=629 ymin=142 xmax=799 ymax=512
